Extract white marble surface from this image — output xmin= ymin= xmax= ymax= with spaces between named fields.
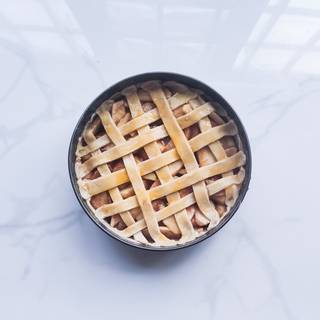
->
xmin=1 ymin=0 xmax=320 ymax=319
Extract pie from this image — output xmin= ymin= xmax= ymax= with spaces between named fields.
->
xmin=75 ymin=80 xmax=246 ymax=247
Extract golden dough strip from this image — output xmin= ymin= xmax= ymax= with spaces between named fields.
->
xmin=121 ymin=168 xmax=245 ymax=237
xmin=77 ymin=134 xmax=110 ymax=157
xmin=177 ymin=102 xmax=214 ymax=129
xmin=166 ymin=81 xmax=240 ymax=209
xmin=79 ymin=120 xmax=238 ymax=198
xmin=192 ymin=96 xmax=239 ymax=207
xmin=83 ymin=120 xmax=147 ymax=243
xmin=77 ymin=102 xmax=214 ymax=157
xmin=78 ymin=125 xmax=167 ymax=178
xmin=98 ymin=107 xmax=171 ymax=244
xmin=122 ymin=86 xmax=184 ymax=237
xmin=168 ymin=91 xmax=198 ymax=109
xmin=142 ymin=81 xmax=219 ymax=224
xmin=96 ymin=151 xmax=245 ymax=217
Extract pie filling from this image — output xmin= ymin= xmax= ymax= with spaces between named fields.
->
xmin=75 ymin=81 xmax=246 ymax=246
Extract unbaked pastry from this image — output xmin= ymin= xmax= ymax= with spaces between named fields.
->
xmin=75 ymin=81 xmax=246 ymax=246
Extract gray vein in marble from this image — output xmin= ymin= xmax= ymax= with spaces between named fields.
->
xmin=202 ymin=226 xmax=246 ymax=316
xmin=0 ymin=62 xmax=27 ymax=103
xmin=249 ymin=77 xmax=320 ymax=148
xmin=0 ymin=209 xmax=78 ymax=233
xmin=240 ymin=220 xmax=297 ymax=320
xmin=4 ymin=209 xmax=80 ymax=281
xmin=0 ymin=175 xmax=63 ymax=227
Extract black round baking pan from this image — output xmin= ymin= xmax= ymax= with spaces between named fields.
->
xmin=68 ymin=72 xmax=252 ymax=251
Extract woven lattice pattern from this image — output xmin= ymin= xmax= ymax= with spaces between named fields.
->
xmin=75 ymin=81 xmax=246 ymax=246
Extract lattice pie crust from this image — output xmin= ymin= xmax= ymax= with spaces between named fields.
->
xmin=75 ymin=81 xmax=246 ymax=246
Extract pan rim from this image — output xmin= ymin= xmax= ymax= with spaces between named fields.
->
xmin=68 ymin=72 xmax=252 ymax=252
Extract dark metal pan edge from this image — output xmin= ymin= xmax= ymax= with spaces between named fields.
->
xmin=68 ymin=72 xmax=252 ymax=252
